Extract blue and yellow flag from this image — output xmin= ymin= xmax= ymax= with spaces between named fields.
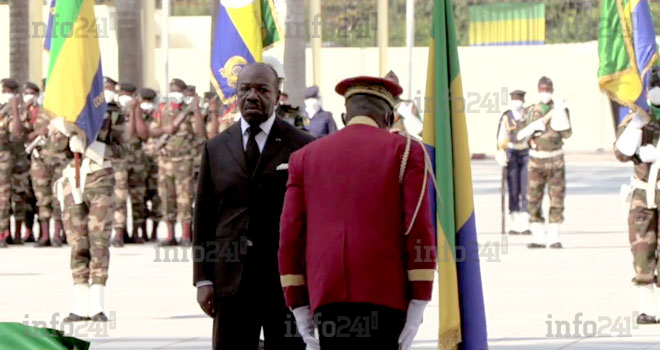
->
xmin=44 ymin=0 xmax=57 ymax=51
xmin=598 ymin=0 xmax=658 ymax=125
xmin=0 ymin=322 xmax=89 ymax=350
xmin=210 ymin=0 xmax=283 ymax=104
xmin=424 ymin=0 xmax=488 ymax=349
xmin=44 ymin=0 xmax=106 ymax=145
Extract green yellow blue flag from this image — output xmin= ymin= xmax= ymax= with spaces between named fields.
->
xmin=0 ymin=322 xmax=89 ymax=350
xmin=598 ymin=0 xmax=658 ymax=125
xmin=44 ymin=0 xmax=57 ymax=51
xmin=44 ymin=0 xmax=107 ymax=145
xmin=424 ymin=0 xmax=488 ymax=349
xmin=468 ymin=2 xmax=545 ymax=46
xmin=210 ymin=0 xmax=284 ymax=104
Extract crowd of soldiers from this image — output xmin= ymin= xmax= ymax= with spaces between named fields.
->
xmin=496 ymin=76 xmax=572 ymax=249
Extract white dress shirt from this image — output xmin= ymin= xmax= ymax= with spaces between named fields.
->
xmin=240 ymin=113 xmax=276 ymax=152
xmin=196 ymin=112 xmax=277 ymax=289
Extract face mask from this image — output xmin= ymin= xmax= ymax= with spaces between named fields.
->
xmin=304 ymin=98 xmax=320 ymax=110
xmin=169 ymin=92 xmax=184 ymax=104
xmin=539 ymin=92 xmax=552 ymax=104
xmin=104 ymin=90 xmax=116 ymax=103
xmin=140 ymin=101 xmax=154 ymax=112
xmin=23 ymin=94 xmax=35 ymax=104
xmin=118 ymin=95 xmax=132 ymax=107
xmin=509 ymin=100 xmax=524 ymax=111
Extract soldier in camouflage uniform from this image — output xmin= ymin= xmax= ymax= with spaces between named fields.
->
xmin=103 ymin=78 xmax=130 ymax=247
xmin=614 ymin=67 xmax=660 ymax=325
xmin=136 ymin=88 xmax=161 ymax=241
xmin=8 ymin=82 xmax=37 ymax=245
xmin=148 ymin=78 xmax=205 ymax=246
xmin=60 ymin=116 xmax=115 ymax=323
xmin=0 ymin=79 xmax=26 ymax=247
xmin=26 ymin=82 xmax=71 ymax=247
xmin=516 ymin=76 xmax=571 ymax=249
xmin=192 ymin=91 xmax=219 ymax=192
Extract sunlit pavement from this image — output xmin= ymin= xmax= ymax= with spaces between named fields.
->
xmin=3 ymin=152 xmax=660 ymax=349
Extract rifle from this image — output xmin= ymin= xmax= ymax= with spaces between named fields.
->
xmin=155 ymin=104 xmax=194 ymax=150
xmin=25 ymin=135 xmax=46 ymax=155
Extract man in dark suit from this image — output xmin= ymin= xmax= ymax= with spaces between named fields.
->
xmin=303 ymin=85 xmax=337 ymax=138
xmin=193 ymin=63 xmax=314 ymax=350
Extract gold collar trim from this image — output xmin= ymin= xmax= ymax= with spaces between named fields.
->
xmin=347 ymin=116 xmax=379 ymax=128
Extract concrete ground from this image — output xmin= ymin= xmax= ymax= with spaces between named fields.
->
xmin=3 ymin=152 xmax=660 ymax=349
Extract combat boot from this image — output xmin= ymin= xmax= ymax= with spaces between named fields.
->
xmin=150 ymin=221 xmax=159 ymax=242
xmin=527 ymin=222 xmax=546 ymax=249
xmin=0 ymin=230 xmax=8 ymax=248
xmin=636 ymin=284 xmax=658 ymax=324
xmin=12 ymin=220 xmax=23 ymax=245
xmin=111 ymin=228 xmax=125 ymax=247
xmin=131 ymin=224 xmax=144 ymax=244
xmin=547 ymin=223 xmax=562 ymax=249
xmin=181 ymin=221 xmax=192 ymax=246
xmin=51 ymin=220 xmax=63 ymax=247
xmin=36 ymin=221 xmax=51 ymax=247
xmin=89 ymin=284 xmax=108 ymax=322
xmin=63 ymin=284 xmax=90 ymax=323
xmin=159 ymin=222 xmax=177 ymax=246
xmin=55 ymin=220 xmax=67 ymax=244
xmin=139 ymin=222 xmax=149 ymax=242
xmin=508 ymin=212 xmax=521 ymax=235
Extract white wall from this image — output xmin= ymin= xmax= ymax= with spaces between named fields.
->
xmin=4 ymin=4 xmax=613 ymax=154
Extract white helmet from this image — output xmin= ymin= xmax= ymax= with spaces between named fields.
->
xmin=263 ymin=55 xmax=286 ymax=81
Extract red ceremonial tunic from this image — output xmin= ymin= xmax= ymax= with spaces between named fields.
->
xmin=278 ymin=117 xmax=436 ymax=313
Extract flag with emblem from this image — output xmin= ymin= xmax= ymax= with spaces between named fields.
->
xmin=43 ymin=0 xmax=106 ymax=145
xmin=424 ymin=0 xmax=488 ymax=349
xmin=0 ymin=322 xmax=90 ymax=350
xmin=210 ymin=0 xmax=284 ymax=104
xmin=598 ymin=0 xmax=658 ymax=125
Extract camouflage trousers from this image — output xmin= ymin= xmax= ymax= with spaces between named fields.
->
xmin=0 ymin=150 xmax=10 ymax=231
xmin=128 ymin=153 xmax=148 ymax=226
xmin=63 ymin=167 xmax=114 ymax=285
xmin=30 ymin=153 xmax=68 ymax=221
xmin=11 ymin=151 xmax=36 ymax=222
xmin=112 ymin=158 xmax=128 ymax=230
xmin=145 ymin=154 xmax=161 ymax=221
xmin=628 ymin=188 xmax=660 ymax=286
xmin=527 ymin=155 xmax=566 ymax=224
xmin=157 ymin=156 xmax=193 ymax=223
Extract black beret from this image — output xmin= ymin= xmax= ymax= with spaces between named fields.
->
xmin=139 ymin=88 xmax=157 ymax=100
xmin=170 ymin=78 xmax=187 ymax=89
xmin=538 ymin=76 xmax=553 ymax=86
xmin=184 ymin=85 xmax=196 ymax=94
xmin=104 ymin=76 xmax=117 ymax=85
xmin=3 ymin=79 xmax=19 ymax=90
xmin=509 ymin=89 xmax=526 ymax=97
xmin=304 ymin=85 xmax=319 ymax=99
xmin=24 ymin=82 xmax=40 ymax=92
xmin=120 ymin=82 xmax=137 ymax=93
xmin=203 ymin=91 xmax=217 ymax=100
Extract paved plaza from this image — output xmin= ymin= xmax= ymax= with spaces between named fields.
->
xmin=3 ymin=152 xmax=660 ymax=349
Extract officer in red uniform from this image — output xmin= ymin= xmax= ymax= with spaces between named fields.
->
xmin=278 ymin=76 xmax=437 ymax=350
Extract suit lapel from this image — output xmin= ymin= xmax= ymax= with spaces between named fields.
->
xmin=225 ymin=122 xmax=248 ymax=176
xmin=253 ymin=118 xmax=286 ymax=178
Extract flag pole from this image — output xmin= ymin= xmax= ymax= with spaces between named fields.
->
xmin=74 ymin=153 xmax=80 ymax=188
xmin=405 ymin=0 xmax=414 ymax=100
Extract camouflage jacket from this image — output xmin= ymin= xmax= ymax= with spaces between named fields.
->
xmin=33 ymin=111 xmax=69 ymax=159
xmin=517 ymin=101 xmax=572 ymax=152
xmin=4 ymin=100 xmax=29 ymax=154
xmin=141 ymin=111 xmax=159 ymax=158
xmin=153 ymin=103 xmax=196 ymax=158
xmin=96 ymin=102 xmax=128 ymax=161
xmin=614 ymin=116 xmax=660 ymax=182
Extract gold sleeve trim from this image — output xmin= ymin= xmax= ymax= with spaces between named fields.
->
xmin=280 ymin=274 xmax=306 ymax=287
xmin=408 ymin=269 xmax=436 ymax=282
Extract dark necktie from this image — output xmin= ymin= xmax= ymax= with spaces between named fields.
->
xmin=246 ymin=125 xmax=261 ymax=174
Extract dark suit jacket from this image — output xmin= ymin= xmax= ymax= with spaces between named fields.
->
xmin=193 ymin=116 xmax=315 ymax=296
xmin=306 ymin=109 xmax=337 ymax=138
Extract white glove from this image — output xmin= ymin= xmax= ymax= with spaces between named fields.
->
xmin=69 ymin=135 xmax=85 ymax=154
xmin=553 ymin=99 xmax=567 ymax=112
xmin=495 ymin=150 xmax=508 ymax=167
xmin=629 ymin=113 xmax=648 ymax=129
xmin=639 ymin=144 xmax=660 ymax=163
xmin=517 ymin=119 xmax=546 ymax=141
xmin=550 ymin=104 xmax=570 ymax=132
xmin=292 ymin=306 xmax=320 ymax=350
xmin=398 ymin=300 xmax=428 ymax=350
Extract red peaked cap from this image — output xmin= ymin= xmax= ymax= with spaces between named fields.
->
xmin=335 ymin=76 xmax=403 ymax=108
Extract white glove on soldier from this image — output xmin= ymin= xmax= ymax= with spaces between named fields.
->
xmin=639 ymin=144 xmax=660 ymax=163
xmin=516 ymin=119 xmax=546 ymax=141
xmin=292 ymin=306 xmax=320 ymax=350
xmin=398 ymin=300 xmax=428 ymax=350
xmin=495 ymin=150 xmax=508 ymax=167
xmin=69 ymin=135 xmax=85 ymax=154
xmin=615 ymin=113 xmax=646 ymax=156
xmin=629 ymin=113 xmax=648 ymax=129
xmin=550 ymin=101 xmax=570 ymax=131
